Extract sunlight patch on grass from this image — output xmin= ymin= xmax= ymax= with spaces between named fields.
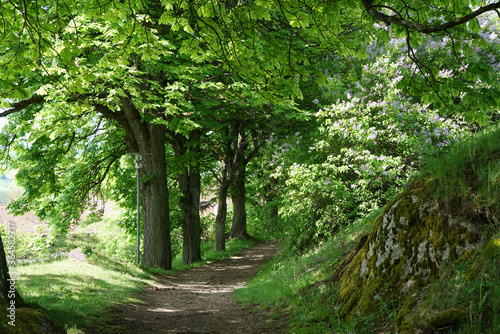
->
xmin=18 ymin=258 xmax=153 ymax=330
xmin=148 ymin=238 xmax=255 ymax=276
xmin=16 ymin=230 xmax=257 ymax=332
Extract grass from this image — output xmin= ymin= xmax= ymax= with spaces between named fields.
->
xmin=18 ymin=259 xmax=152 ymax=332
xmin=420 ymin=124 xmax=500 ymax=216
xmin=421 ymin=235 xmax=500 ymax=334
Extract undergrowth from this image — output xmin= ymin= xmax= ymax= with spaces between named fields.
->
xmin=422 ymin=236 xmax=500 ymax=333
xmin=234 ymin=209 xmax=379 ymax=333
xmin=421 ymin=124 xmax=500 ymax=220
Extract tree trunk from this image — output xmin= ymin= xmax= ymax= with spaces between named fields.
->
xmin=228 ymin=165 xmax=250 ymax=239
xmin=140 ymin=124 xmax=172 ymax=269
xmin=214 ymin=122 xmax=257 ymax=249
xmin=172 ymin=130 xmax=202 ymax=265
xmin=97 ymin=98 xmax=172 ymax=269
xmin=264 ymin=176 xmax=279 ymax=233
xmin=182 ymin=169 xmax=201 ymax=264
xmin=178 ymin=166 xmax=201 ymax=265
xmin=0 ymin=234 xmax=25 ymax=309
xmin=215 ymin=162 xmax=230 ymax=252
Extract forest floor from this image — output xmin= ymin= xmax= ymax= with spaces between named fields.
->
xmin=87 ymin=242 xmax=284 ymax=334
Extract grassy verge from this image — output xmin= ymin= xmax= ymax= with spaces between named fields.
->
xmin=234 ymin=210 xmax=378 ymax=333
xmin=18 ymin=259 xmax=151 ymax=333
xmin=422 ymin=239 xmax=500 ymax=333
xmin=420 ymin=123 xmax=500 ymax=217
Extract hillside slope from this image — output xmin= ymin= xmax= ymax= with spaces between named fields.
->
xmin=236 ymin=125 xmax=500 ymax=333
xmin=332 ymin=180 xmax=495 ymax=332
xmin=332 ymin=126 xmax=500 ymax=332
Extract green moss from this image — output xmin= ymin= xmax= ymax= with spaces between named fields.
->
xmin=399 ymin=307 xmax=467 ymax=333
xmin=395 ymin=297 xmax=418 ymax=328
xmin=429 ymin=308 xmax=468 ymax=329
xmin=482 ymin=238 xmax=500 ymax=259
xmin=0 ymin=308 xmax=66 ymax=334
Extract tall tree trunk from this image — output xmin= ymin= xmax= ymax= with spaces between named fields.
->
xmin=213 ymin=122 xmax=258 ymax=250
xmin=172 ymin=130 xmax=202 ymax=265
xmin=228 ymin=164 xmax=250 ymax=239
xmin=140 ymin=124 xmax=171 ymax=269
xmin=215 ymin=162 xmax=230 ymax=252
xmin=0 ymin=234 xmax=25 ymax=309
xmin=180 ymin=168 xmax=201 ymax=264
xmin=96 ymin=98 xmax=172 ymax=269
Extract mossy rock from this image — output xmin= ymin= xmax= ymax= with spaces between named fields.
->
xmin=399 ymin=307 xmax=467 ymax=333
xmin=428 ymin=308 xmax=468 ymax=329
xmin=0 ymin=308 xmax=66 ymax=334
xmin=331 ymin=179 xmax=485 ymax=330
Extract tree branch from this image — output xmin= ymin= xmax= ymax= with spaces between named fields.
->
xmin=0 ymin=95 xmax=45 ymax=117
xmin=244 ymin=129 xmax=260 ymax=165
xmin=360 ymin=0 xmax=500 ymax=33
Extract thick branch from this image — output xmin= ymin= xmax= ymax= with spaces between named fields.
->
xmin=360 ymin=0 xmax=500 ymax=33
xmin=244 ymin=128 xmax=260 ymax=165
xmin=0 ymin=95 xmax=45 ymax=117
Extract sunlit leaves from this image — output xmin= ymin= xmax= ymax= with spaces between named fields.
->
xmin=1 ymin=104 xmax=125 ymax=231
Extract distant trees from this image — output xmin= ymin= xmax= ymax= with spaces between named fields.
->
xmin=208 ymin=120 xmax=260 ymax=251
xmin=0 ymin=178 xmax=22 ymax=206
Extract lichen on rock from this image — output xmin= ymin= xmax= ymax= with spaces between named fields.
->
xmin=332 ymin=179 xmax=486 ymax=331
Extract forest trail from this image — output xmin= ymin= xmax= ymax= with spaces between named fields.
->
xmin=99 ymin=242 xmax=282 ymax=334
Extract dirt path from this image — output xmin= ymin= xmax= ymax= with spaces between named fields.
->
xmin=103 ymin=242 xmax=282 ymax=334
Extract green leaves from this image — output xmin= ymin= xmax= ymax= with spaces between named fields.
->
xmin=468 ymin=18 xmax=481 ymax=34
xmin=421 ymin=92 xmax=440 ymax=105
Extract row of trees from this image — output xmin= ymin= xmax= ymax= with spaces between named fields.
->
xmin=0 ymin=0 xmax=499 ymax=279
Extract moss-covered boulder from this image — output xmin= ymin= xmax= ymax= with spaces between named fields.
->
xmin=399 ymin=307 xmax=468 ymax=331
xmin=332 ymin=179 xmax=486 ymax=332
xmin=0 ymin=308 xmax=66 ymax=334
